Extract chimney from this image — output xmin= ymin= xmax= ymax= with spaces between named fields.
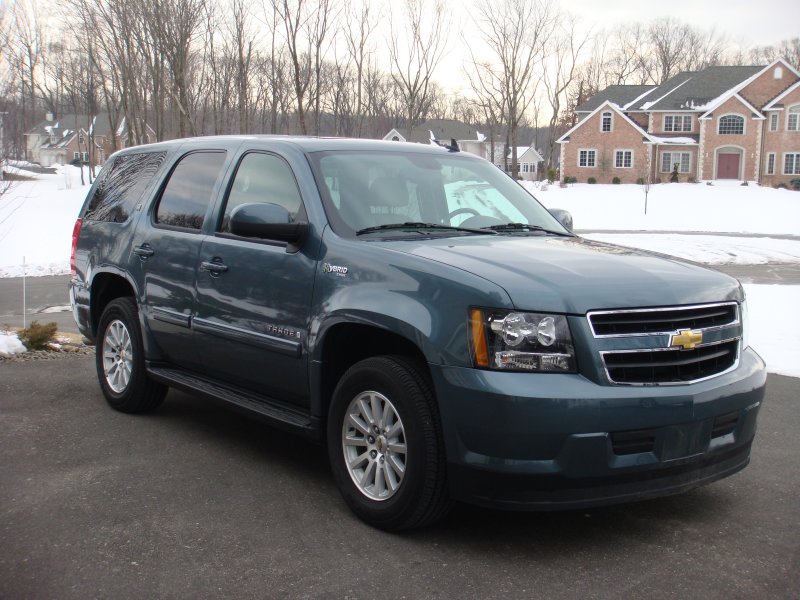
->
xmin=45 ymin=112 xmax=54 ymax=122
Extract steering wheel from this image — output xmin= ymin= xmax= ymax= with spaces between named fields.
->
xmin=448 ymin=208 xmax=480 ymax=220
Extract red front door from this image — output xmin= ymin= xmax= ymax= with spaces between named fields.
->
xmin=717 ymin=153 xmax=740 ymax=179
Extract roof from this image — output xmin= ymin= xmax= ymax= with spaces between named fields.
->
xmin=27 ymin=113 xmax=117 ymax=138
xmin=764 ymin=78 xmax=800 ymax=110
xmin=404 ymin=119 xmax=482 ymax=144
xmin=634 ymin=66 xmax=763 ymax=111
xmin=508 ymin=146 xmax=544 ymax=162
xmin=575 ymin=85 xmax=656 ymax=113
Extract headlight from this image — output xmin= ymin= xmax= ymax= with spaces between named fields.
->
xmin=741 ymin=297 xmax=750 ymax=349
xmin=469 ymin=308 xmax=576 ymax=372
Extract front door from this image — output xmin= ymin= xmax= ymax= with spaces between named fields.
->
xmin=717 ymin=153 xmax=741 ymax=179
xmin=193 ymin=151 xmax=317 ymax=406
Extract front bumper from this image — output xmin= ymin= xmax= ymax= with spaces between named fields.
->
xmin=430 ymin=347 xmax=766 ymax=510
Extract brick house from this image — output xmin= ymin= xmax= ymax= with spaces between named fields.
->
xmin=557 ymin=59 xmax=800 ymax=186
xmin=25 ymin=113 xmax=156 ymax=167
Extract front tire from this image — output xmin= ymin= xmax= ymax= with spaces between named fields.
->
xmin=327 ymin=356 xmax=450 ymax=531
xmin=96 ymin=297 xmax=167 ymax=413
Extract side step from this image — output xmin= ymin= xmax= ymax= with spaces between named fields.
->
xmin=147 ymin=364 xmax=322 ymax=440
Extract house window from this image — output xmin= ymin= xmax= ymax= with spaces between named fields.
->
xmin=74 ymin=152 xmax=80 ymax=160
xmin=766 ymin=153 xmax=776 ymax=175
xmin=78 ymin=134 xmax=85 ymax=144
xmin=661 ymin=152 xmax=691 ymax=173
xmin=664 ymin=115 xmax=692 ymax=132
xmin=774 ymin=66 xmax=783 ymax=79
xmin=770 ymin=113 xmax=779 ymax=131
xmin=578 ymin=149 xmax=596 ymax=167
xmin=788 ymin=106 xmax=800 ymax=131
xmin=784 ymin=153 xmax=800 ymax=175
xmin=50 ymin=134 xmax=57 ymax=144
xmin=718 ymin=115 xmax=744 ymax=135
xmin=615 ymin=150 xmax=633 ymax=168
xmin=601 ymin=112 xmax=612 ymax=132
xmin=82 ymin=152 xmax=89 ymax=162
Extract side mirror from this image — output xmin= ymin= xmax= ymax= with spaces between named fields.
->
xmin=548 ymin=208 xmax=573 ymax=231
xmin=229 ymin=202 xmax=308 ymax=244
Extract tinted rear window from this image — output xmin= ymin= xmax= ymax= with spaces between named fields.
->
xmin=84 ymin=152 xmax=167 ymax=223
xmin=155 ymin=151 xmax=227 ymax=230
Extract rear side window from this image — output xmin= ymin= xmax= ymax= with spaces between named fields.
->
xmin=156 ymin=151 xmax=227 ymax=230
xmin=84 ymin=151 xmax=167 ymax=223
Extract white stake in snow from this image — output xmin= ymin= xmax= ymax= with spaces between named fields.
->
xmin=22 ymin=255 xmax=26 ymax=329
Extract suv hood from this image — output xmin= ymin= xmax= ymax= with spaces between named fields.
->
xmin=388 ymin=235 xmax=741 ymax=314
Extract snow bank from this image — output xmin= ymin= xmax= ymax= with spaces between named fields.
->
xmin=0 ymin=166 xmax=88 ymax=277
xmin=744 ymin=284 xmax=800 ymax=378
xmin=0 ymin=333 xmax=26 ymax=356
xmin=526 ymin=181 xmax=800 ymax=236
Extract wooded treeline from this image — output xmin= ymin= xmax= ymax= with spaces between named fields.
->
xmin=1 ymin=0 xmax=798 ymax=171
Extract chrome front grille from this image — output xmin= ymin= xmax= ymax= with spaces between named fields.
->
xmin=588 ymin=303 xmax=741 ymax=386
xmin=588 ymin=302 xmax=738 ymax=337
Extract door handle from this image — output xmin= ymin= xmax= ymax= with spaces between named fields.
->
xmin=200 ymin=260 xmax=229 ymax=275
xmin=133 ymin=245 xmax=155 ymax=259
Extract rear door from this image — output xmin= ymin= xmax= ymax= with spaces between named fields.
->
xmin=193 ymin=150 xmax=317 ymax=406
xmin=132 ymin=150 xmax=229 ymax=371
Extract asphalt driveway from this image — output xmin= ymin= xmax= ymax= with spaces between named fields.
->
xmin=1 ymin=357 xmax=798 ymax=599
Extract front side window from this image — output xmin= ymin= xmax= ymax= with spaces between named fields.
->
xmin=788 ymin=106 xmax=800 ymax=131
xmin=220 ymin=153 xmax=304 ymax=234
xmin=784 ymin=153 xmax=800 ymax=175
xmin=85 ymin=151 xmax=167 ymax=223
xmin=615 ymin=150 xmax=633 ymax=168
xmin=661 ymin=152 xmax=691 ymax=173
xmin=579 ymin=149 xmax=596 ymax=167
xmin=770 ymin=113 xmax=779 ymax=131
xmin=601 ymin=112 xmax=612 ymax=132
xmin=718 ymin=115 xmax=745 ymax=135
xmin=156 ymin=151 xmax=227 ymax=230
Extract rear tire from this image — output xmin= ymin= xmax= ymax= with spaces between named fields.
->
xmin=96 ymin=297 xmax=167 ymax=413
xmin=327 ymin=356 xmax=451 ymax=531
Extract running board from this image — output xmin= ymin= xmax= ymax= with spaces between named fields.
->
xmin=147 ymin=364 xmax=321 ymax=440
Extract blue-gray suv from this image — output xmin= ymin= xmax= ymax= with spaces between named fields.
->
xmin=69 ymin=136 xmax=766 ymax=530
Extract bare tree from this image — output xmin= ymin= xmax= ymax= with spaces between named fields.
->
xmin=469 ymin=0 xmax=556 ymax=177
xmin=388 ymin=0 xmax=449 ymax=137
xmin=543 ymin=14 xmax=589 ymax=168
xmin=343 ymin=0 xmax=376 ymax=137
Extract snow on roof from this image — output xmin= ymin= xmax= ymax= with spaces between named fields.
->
xmin=640 ymin=77 xmax=693 ymax=110
xmin=648 ymin=135 xmax=698 ymax=145
xmin=622 ymin=87 xmax=659 ymax=110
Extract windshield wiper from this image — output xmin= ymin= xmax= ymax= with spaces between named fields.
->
xmin=483 ymin=223 xmax=574 ymax=236
xmin=356 ymin=222 xmax=497 ymax=236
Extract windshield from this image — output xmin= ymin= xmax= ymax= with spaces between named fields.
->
xmin=309 ymin=150 xmax=568 ymax=237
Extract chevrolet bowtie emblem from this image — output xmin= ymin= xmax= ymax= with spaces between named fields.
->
xmin=670 ymin=329 xmax=703 ymax=350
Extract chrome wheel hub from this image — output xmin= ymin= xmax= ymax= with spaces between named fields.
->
xmin=342 ymin=391 xmax=407 ymax=501
xmin=102 ymin=319 xmax=133 ymax=393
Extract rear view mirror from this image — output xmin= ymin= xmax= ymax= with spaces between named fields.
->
xmin=548 ymin=208 xmax=573 ymax=231
xmin=229 ymin=202 xmax=308 ymax=244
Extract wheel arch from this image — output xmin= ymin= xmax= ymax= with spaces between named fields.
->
xmin=311 ymin=319 xmax=433 ymax=420
xmin=89 ymin=271 xmax=137 ymax=338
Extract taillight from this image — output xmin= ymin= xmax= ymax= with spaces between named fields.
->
xmin=70 ymin=218 xmax=82 ymax=277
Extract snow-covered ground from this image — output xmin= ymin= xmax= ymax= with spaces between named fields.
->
xmin=1 ymin=171 xmax=798 ymax=377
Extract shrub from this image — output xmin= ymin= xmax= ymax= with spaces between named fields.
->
xmin=547 ymin=168 xmax=557 ymax=181
xmin=587 ymin=177 xmax=596 ymax=184
xmin=18 ymin=321 xmax=58 ymax=350
xmin=670 ymin=164 xmax=679 ymax=183
xmin=636 ymin=177 xmax=645 ymax=185
xmin=612 ymin=177 xmax=621 ymax=184
xmin=563 ymin=175 xmax=577 ymax=184
xmin=790 ymin=178 xmax=800 ymax=191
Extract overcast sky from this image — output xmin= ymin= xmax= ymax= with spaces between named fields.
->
xmin=565 ymin=0 xmax=799 ymax=47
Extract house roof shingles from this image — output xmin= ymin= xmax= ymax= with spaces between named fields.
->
xmin=634 ymin=66 xmax=763 ymax=111
xmin=576 ymin=85 xmax=656 ymax=113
